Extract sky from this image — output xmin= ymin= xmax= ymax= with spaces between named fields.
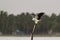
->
xmin=0 ymin=0 xmax=60 ymax=16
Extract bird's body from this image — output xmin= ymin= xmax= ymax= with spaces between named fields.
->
xmin=32 ymin=12 xmax=44 ymax=24
xmin=31 ymin=12 xmax=44 ymax=40
xmin=32 ymin=17 xmax=39 ymax=24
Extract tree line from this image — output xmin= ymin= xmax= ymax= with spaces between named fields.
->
xmin=0 ymin=10 xmax=60 ymax=35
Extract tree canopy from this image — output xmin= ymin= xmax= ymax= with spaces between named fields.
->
xmin=0 ymin=10 xmax=60 ymax=35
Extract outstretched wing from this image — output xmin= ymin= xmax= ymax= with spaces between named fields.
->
xmin=37 ymin=12 xmax=44 ymax=20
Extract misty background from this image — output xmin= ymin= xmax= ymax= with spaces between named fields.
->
xmin=0 ymin=0 xmax=60 ymax=15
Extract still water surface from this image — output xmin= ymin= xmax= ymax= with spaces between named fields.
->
xmin=0 ymin=36 xmax=60 ymax=40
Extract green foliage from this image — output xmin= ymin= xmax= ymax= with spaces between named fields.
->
xmin=0 ymin=10 xmax=60 ymax=35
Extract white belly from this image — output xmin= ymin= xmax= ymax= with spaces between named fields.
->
xmin=32 ymin=18 xmax=39 ymax=24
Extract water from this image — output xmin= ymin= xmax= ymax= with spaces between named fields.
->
xmin=0 ymin=36 xmax=60 ymax=40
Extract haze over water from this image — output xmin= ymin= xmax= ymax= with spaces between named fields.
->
xmin=0 ymin=36 xmax=60 ymax=40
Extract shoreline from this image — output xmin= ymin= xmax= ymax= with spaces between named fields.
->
xmin=0 ymin=34 xmax=60 ymax=37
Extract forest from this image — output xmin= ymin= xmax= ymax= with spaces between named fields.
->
xmin=0 ymin=10 xmax=60 ymax=35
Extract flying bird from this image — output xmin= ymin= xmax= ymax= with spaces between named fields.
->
xmin=32 ymin=12 xmax=44 ymax=24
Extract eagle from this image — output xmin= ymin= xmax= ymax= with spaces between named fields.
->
xmin=32 ymin=12 xmax=44 ymax=24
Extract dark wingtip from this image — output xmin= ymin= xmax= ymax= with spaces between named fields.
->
xmin=37 ymin=12 xmax=45 ymax=20
xmin=38 ymin=12 xmax=45 ymax=14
